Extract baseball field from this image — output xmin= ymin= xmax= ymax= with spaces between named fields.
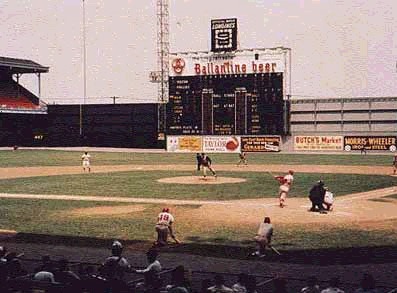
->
xmin=0 ymin=149 xmax=397 ymax=253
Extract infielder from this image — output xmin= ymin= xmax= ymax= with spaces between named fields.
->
xmin=393 ymin=153 xmax=397 ymax=175
xmin=252 ymin=216 xmax=273 ymax=257
xmin=237 ymin=152 xmax=248 ymax=167
xmin=81 ymin=151 xmax=91 ymax=172
xmin=154 ymin=208 xmax=180 ymax=246
xmin=200 ymin=153 xmax=217 ymax=178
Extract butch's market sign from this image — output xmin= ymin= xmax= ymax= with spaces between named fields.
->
xmin=344 ymin=136 xmax=397 ymax=152
xmin=294 ymin=136 xmax=343 ymax=151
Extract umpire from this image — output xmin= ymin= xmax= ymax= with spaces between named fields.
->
xmin=309 ymin=180 xmax=326 ymax=212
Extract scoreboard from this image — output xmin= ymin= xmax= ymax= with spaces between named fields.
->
xmin=167 ymin=48 xmax=290 ymax=136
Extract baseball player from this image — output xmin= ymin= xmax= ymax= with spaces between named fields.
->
xmin=200 ymin=153 xmax=217 ymax=178
xmin=81 ymin=151 xmax=91 ymax=172
xmin=252 ymin=216 xmax=273 ymax=257
xmin=196 ymin=153 xmax=202 ymax=171
xmin=154 ymin=208 xmax=180 ymax=246
xmin=237 ymin=152 xmax=248 ymax=167
xmin=273 ymin=170 xmax=294 ymax=208
xmin=283 ymin=170 xmax=294 ymax=187
xmin=323 ymin=187 xmax=334 ymax=211
xmin=393 ymin=153 xmax=397 ymax=175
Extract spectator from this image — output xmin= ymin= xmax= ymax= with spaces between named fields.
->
xmin=232 ymin=273 xmax=248 ymax=293
xmin=354 ymin=273 xmax=379 ymax=293
xmin=207 ymin=274 xmax=233 ymax=293
xmin=34 ymin=255 xmax=56 ymax=274
xmin=0 ymin=246 xmax=7 ymax=263
xmin=245 ymin=275 xmax=257 ymax=293
xmin=135 ymin=249 xmax=162 ymax=292
xmin=5 ymin=252 xmax=27 ymax=279
xmin=301 ymin=276 xmax=321 ymax=293
xmin=53 ymin=258 xmax=81 ymax=291
xmin=100 ymin=240 xmax=131 ymax=281
xmin=33 ymin=271 xmax=56 ymax=283
xmin=201 ymin=279 xmax=212 ymax=293
xmin=166 ymin=265 xmax=190 ymax=293
xmin=321 ymin=277 xmax=345 ymax=293
xmin=273 ymin=277 xmax=288 ymax=293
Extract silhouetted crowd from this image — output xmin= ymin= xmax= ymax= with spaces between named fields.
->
xmin=0 ymin=244 xmax=394 ymax=293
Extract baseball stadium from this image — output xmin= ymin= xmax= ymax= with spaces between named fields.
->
xmin=0 ymin=1 xmax=397 ymax=292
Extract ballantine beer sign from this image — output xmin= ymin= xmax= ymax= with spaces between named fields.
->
xmin=194 ymin=61 xmax=277 ymax=75
xmin=169 ymin=49 xmax=286 ymax=77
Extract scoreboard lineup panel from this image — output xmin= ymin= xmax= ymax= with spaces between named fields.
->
xmin=167 ymin=73 xmax=284 ymax=135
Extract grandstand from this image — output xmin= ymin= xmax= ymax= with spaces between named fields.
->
xmin=0 ymin=56 xmax=48 ymax=113
xmin=0 ymin=56 xmax=49 ymax=146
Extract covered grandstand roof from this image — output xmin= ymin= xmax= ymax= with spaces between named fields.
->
xmin=0 ymin=56 xmax=49 ymax=74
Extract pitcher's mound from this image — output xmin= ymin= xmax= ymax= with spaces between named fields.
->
xmin=157 ymin=176 xmax=246 ymax=185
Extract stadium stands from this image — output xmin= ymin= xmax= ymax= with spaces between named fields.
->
xmin=0 ymin=80 xmax=40 ymax=110
xmin=0 ymin=243 xmax=395 ymax=293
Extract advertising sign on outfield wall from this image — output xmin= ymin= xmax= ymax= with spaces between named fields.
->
xmin=203 ymin=136 xmax=241 ymax=153
xmin=294 ymin=136 xmax=343 ymax=151
xmin=167 ymin=136 xmax=203 ymax=152
xmin=344 ymin=136 xmax=397 ymax=152
xmin=241 ymin=136 xmax=280 ymax=152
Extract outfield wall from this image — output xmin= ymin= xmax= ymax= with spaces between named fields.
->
xmin=0 ymin=104 xmax=160 ymax=148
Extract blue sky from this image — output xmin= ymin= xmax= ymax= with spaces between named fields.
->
xmin=0 ymin=0 xmax=396 ymax=104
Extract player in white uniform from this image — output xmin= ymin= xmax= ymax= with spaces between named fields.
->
xmin=323 ymin=187 xmax=334 ymax=211
xmin=81 ymin=151 xmax=91 ymax=172
xmin=283 ymin=170 xmax=294 ymax=187
xmin=274 ymin=170 xmax=294 ymax=208
xmin=154 ymin=208 xmax=179 ymax=246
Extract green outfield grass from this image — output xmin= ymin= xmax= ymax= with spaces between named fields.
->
xmin=0 ymin=198 xmax=396 ymax=250
xmin=0 ymin=171 xmax=396 ymax=200
xmin=1 ymin=150 xmax=396 ymax=253
xmin=0 ymin=149 xmax=395 ymax=167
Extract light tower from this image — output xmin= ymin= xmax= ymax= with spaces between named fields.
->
xmin=156 ymin=0 xmax=169 ymax=138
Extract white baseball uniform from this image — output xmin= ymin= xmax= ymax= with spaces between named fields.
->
xmin=82 ymin=153 xmax=91 ymax=168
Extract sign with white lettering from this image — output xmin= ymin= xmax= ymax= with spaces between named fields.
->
xmin=241 ymin=136 xmax=280 ymax=152
xmin=344 ymin=136 xmax=397 ymax=152
xmin=211 ymin=18 xmax=237 ymax=52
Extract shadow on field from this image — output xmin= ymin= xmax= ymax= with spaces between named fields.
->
xmin=1 ymin=232 xmax=396 ymax=266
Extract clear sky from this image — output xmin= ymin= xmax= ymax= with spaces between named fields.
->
xmin=0 ymin=0 xmax=396 ymax=104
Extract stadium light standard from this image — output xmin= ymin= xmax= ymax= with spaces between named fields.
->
xmin=80 ymin=0 xmax=87 ymax=138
